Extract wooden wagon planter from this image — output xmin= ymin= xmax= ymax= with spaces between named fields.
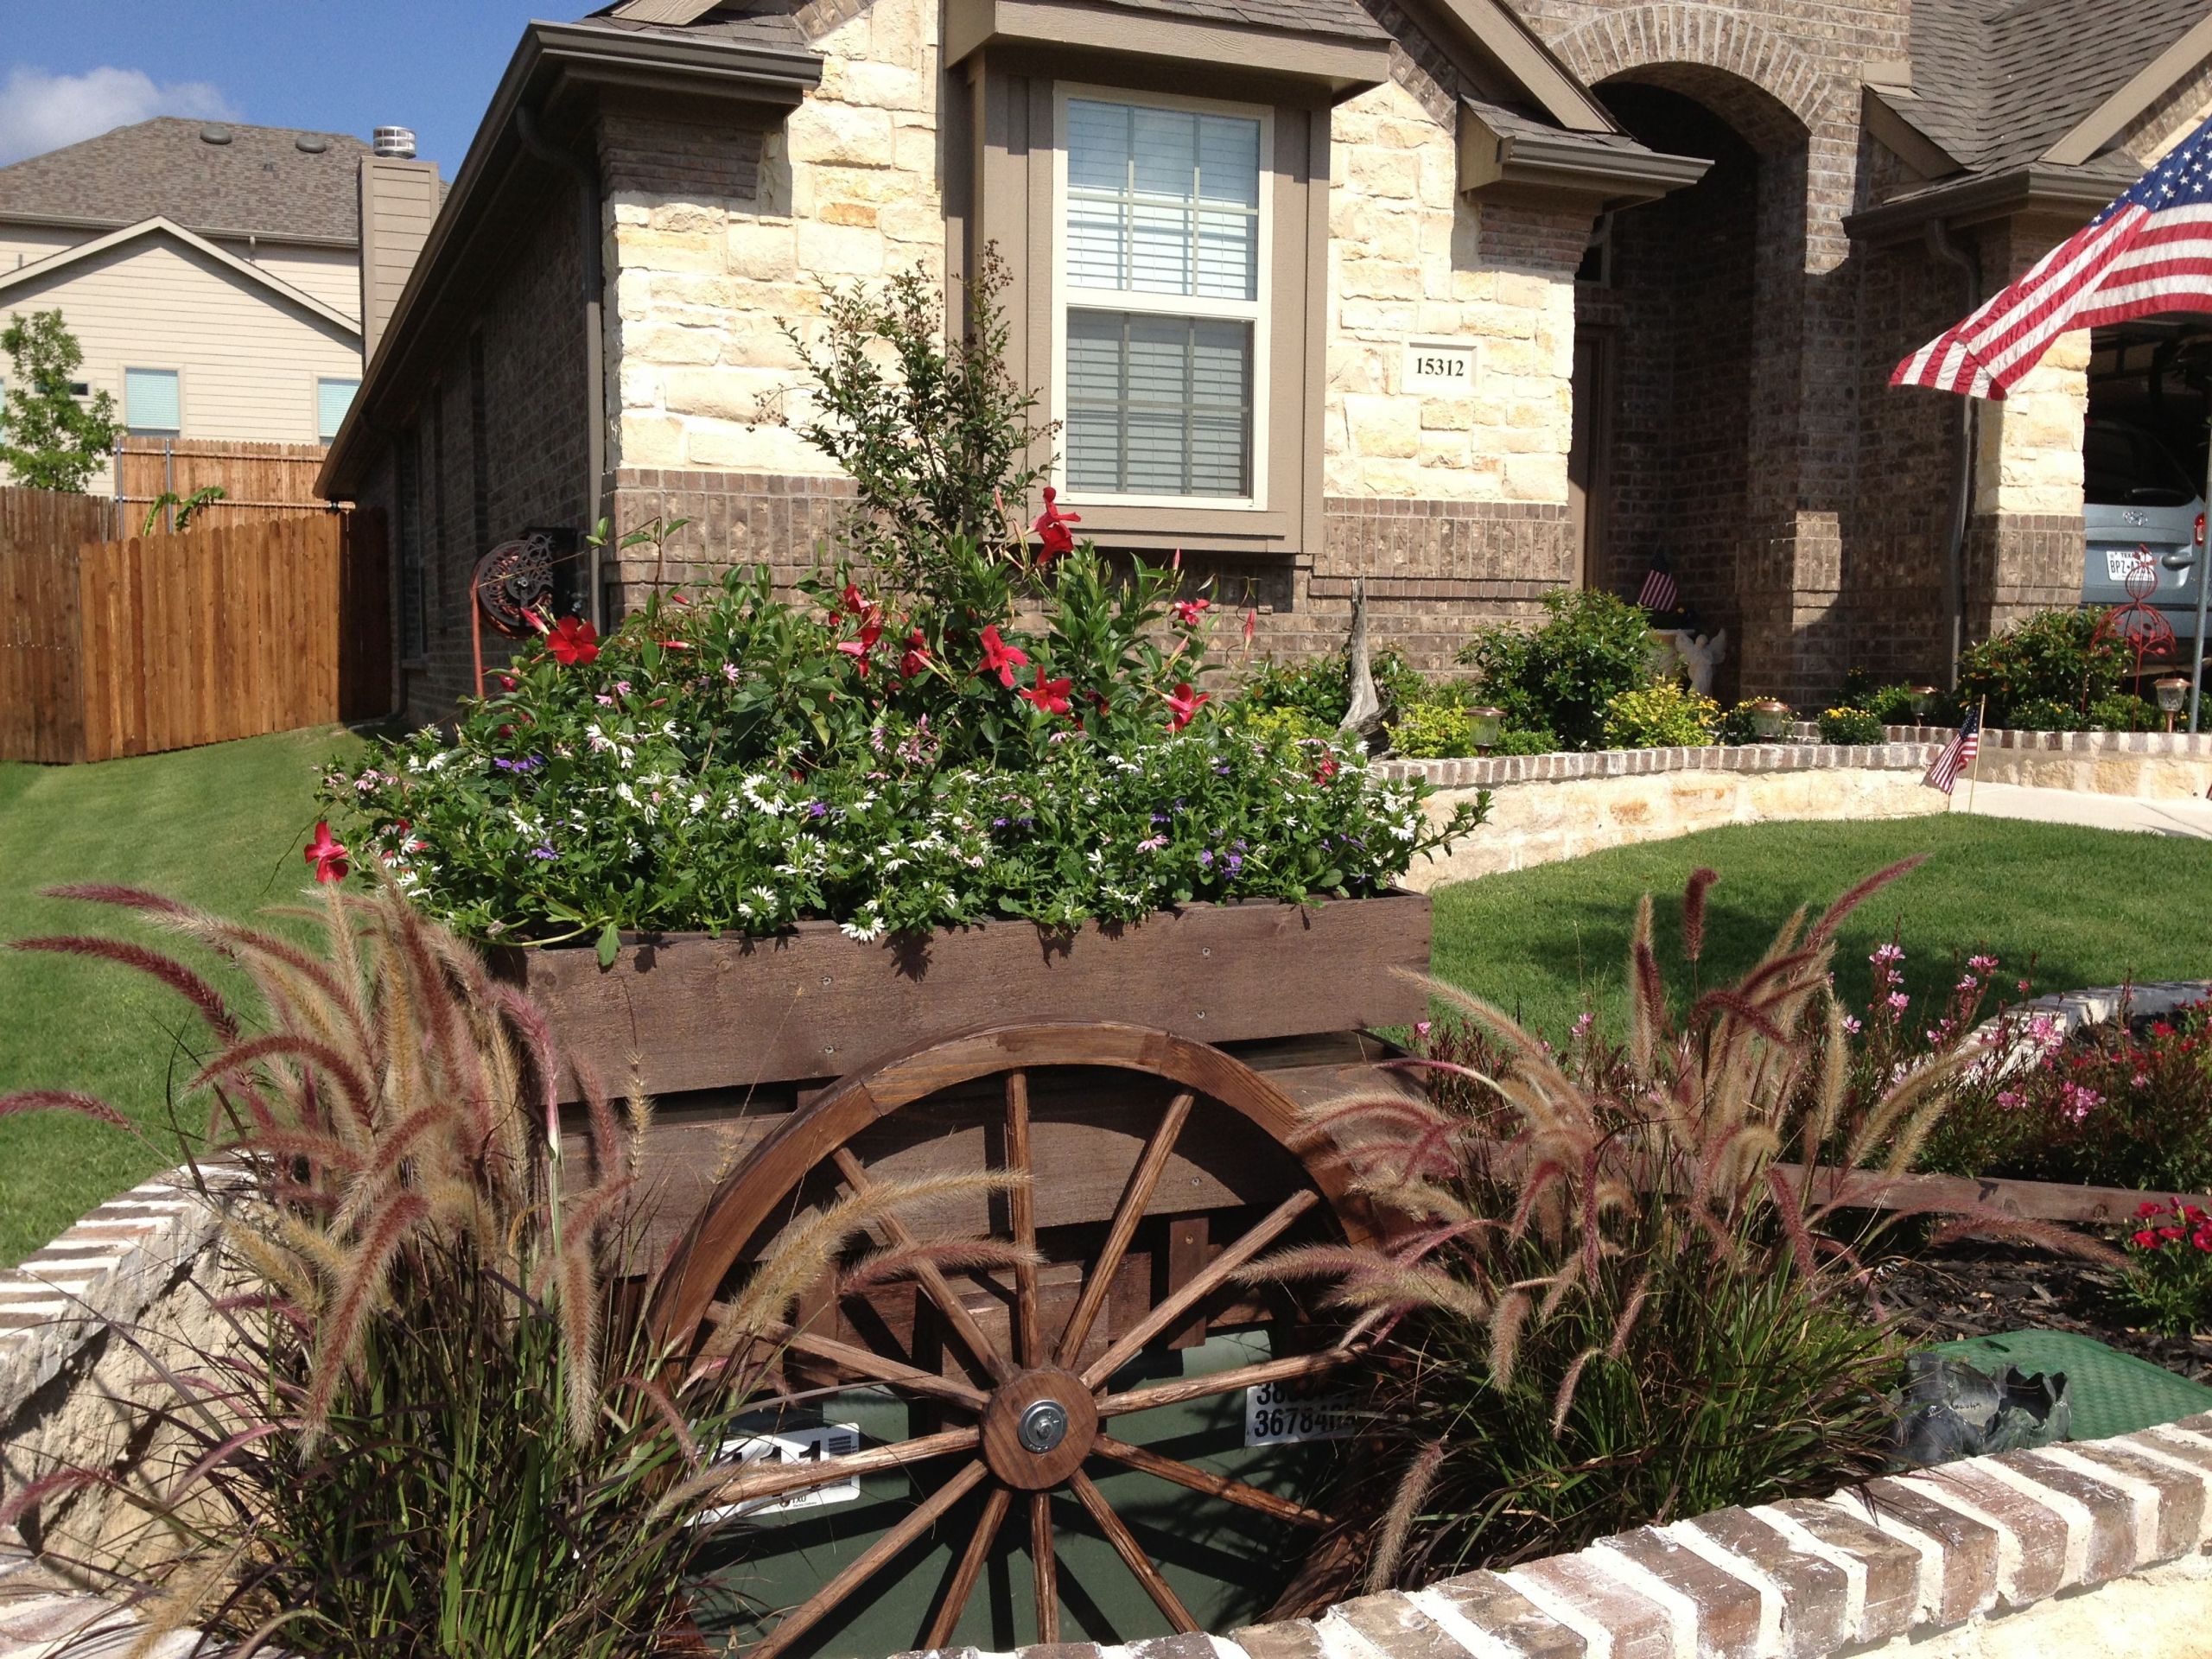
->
xmin=498 ymin=891 xmax=1433 ymax=1659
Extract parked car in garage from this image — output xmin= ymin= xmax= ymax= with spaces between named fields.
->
xmin=2082 ymin=417 xmax=2206 ymax=650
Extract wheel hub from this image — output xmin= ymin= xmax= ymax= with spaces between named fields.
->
xmin=982 ymin=1367 xmax=1097 ymax=1490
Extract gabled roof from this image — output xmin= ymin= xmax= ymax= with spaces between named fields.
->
xmin=0 ymin=118 xmax=370 ymax=248
xmin=1886 ymin=0 xmax=2212 ymax=184
xmin=0 ymin=216 xmax=361 ymax=335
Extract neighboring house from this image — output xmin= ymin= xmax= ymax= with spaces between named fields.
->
xmin=0 ymin=118 xmax=441 ymax=490
xmin=318 ymin=0 xmax=2212 ymax=722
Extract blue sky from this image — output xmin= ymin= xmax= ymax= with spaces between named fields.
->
xmin=0 ymin=3 xmax=559 ymax=173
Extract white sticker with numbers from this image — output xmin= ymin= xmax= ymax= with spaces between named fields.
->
xmin=699 ymin=1423 xmax=861 ymax=1522
xmin=1244 ymin=1378 xmax=1352 ymax=1446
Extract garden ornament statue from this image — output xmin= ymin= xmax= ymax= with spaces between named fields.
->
xmin=1341 ymin=577 xmax=1386 ymax=744
xmin=1674 ymin=627 xmax=1727 ymax=696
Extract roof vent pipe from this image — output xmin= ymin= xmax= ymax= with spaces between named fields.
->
xmin=372 ymin=126 xmax=417 ymax=159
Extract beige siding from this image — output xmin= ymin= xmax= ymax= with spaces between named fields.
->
xmin=0 ymin=227 xmax=79 ymax=275
xmin=359 ymin=156 xmax=440 ymax=361
xmin=234 ymin=244 xmax=362 ymax=323
xmin=0 ymin=230 xmax=362 ymax=489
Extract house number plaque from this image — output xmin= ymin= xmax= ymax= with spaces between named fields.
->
xmin=1403 ymin=340 xmax=1477 ymax=395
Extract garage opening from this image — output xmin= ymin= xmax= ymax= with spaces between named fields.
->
xmin=2085 ymin=318 xmax=2212 ymax=671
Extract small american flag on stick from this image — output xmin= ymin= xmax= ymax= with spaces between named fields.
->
xmin=1894 ymin=111 xmax=2212 ymax=399
xmin=1923 ymin=703 xmax=1982 ymax=795
xmin=1637 ymin=553 xmax=1679 ymax=613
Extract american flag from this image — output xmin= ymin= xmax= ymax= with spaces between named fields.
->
xmin=1894 ymin=111 xmax=2212 ymax=398
xmin=1637 ymin=554 xmax=1679 ymax=613
xmin=1923 ymin=703 xmax=1982 ymax=795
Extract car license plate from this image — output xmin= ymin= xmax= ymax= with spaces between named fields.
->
xmin=700 ymin=1423 xmax=861 ymax=1521
xmin=2107 ymin=548 xmax=2158 ymax=584
xmin=1244 ymin=1377 xmax=1352 ymax=1446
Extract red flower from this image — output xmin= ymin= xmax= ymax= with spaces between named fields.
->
xmin=2140 ymin=1200 xmax=2168 ymax=1218
xmin=837 ymin=610 xmax=885 ymax=676
xmin=840 ymin=582 xmax=868 ymax=617
xmin=305 ymin=822 xmax=349 ymax=885
xmin=2161 ymin=1225 xmax=2187 ymax=1241
xmin=1173 ymin=597 xmax=1211 ymax=628
xmin=2135 ymin=1229 xmax=2164 ymax=1249
xmin=545 ymin=615 xmax=599 ymax=666
xmin=978 ymin=625 xmax=1029 ymax=688
xmin=1243 ymin=607 xmax=1257 ymax=646
xmin=2192 ymin=1226 xmax=2212 ymax=1252
xmin=1314 ymin=753 xmax=1340 ymax=783
xmin=1164 ymin=682 xmax=1210 ymax=731
xmin=1032 ymin=486 xmax=1081 ymax=561
xmin=1019 ymin=665 xmax=1073 ymax=715
xmin=899 ymin=627 xmax=932 ymax=679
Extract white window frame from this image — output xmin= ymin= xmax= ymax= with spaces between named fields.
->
xmin=123 ymin=365 xmax=182 ymax=437
xmin=1049 ymin=83 xmax=1273 ymax=513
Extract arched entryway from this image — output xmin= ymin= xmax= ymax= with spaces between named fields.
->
xmin=1569 ymin=70 xmax=1811 ymax=703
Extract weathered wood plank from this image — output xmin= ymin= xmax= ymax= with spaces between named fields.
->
xmin=1780 ymin=1163 xmax=2211 ymax=1228
xmin=512 ymin=891 xmax=1433 ymax=1098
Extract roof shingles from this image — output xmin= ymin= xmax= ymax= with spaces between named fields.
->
xmin=0 ymin=118 xmax=368 ymax=245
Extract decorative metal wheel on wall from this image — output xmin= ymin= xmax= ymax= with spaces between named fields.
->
xmin=652 ymin=1023 xmax=1382 ymax=1659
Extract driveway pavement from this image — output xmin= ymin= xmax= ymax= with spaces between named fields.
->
xmin=1952 ymin=781 xmax=2212 ymax=838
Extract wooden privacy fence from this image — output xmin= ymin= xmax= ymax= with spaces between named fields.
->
xmin=116 ymin=438 xmax=334 ymax=530
xmin=1 ymin=497 xmax=390 ymax=764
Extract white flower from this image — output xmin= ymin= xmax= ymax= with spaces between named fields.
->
xmin=688 ymin=792 xmax=708 ymax=817
xmin=841 ymin=915 xmax=887 ymax=943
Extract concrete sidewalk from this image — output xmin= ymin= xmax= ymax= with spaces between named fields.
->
xmin=1950 ymin=780 xmax=2212 ymax=838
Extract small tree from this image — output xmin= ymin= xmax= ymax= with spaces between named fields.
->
xmin=0 ymin=309 xmax=119 ymax=493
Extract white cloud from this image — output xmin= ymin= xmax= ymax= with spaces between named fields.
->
xmin=0 ymin=66 xmax=239 ymax=167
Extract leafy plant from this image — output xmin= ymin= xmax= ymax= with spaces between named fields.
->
xmin=1714 ymin=700 xmax=1765 ymax=745
xmin=0 ymin=309 xmax=118 ymax=493
xmin=1253 ymin=863 xmax=2109 ymax=1588
xmin=140 ymin=485 xmax=226 ymax=537
xmin=2089 ymin=692 xmax=2158 ymax=732
xmin=1601 ymin=681 xmax=1717 ymax=749
xmin=779 ymin=246 xmax=1055 ymax=595
xmin=1458 ymin=589 xmax=1655 ymax=751
xmin=1816 ymin=706 xmax=1885 ymax=746
xmin=1955 ymin=609 xmax=2125 ymax=728
xmin=2120 ymin=1198 xmax=2212 ymax=1337
xmin=1 ymin=881 xmax=1001 ymax=1656
xmin=1392 ymin=702 xmax=1473 ymax=759
xmin=1487 ymin=728 xmax=1560 ymax=757
xmin=1240 ymin=646 xmax=1434 ymax=729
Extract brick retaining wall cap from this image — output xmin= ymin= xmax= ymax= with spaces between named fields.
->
xmin=1371 ymin=741 xmax=1941 ymax=789
xmin=893 ymin=1415 xmax=2212 ymax=1659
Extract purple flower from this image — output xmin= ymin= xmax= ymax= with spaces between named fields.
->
xmin=1227 ymin=853 xmax=1243 ymax=874
xmin=531 ymin=843 xmax=557 ymax=861
xmin=808 ymin=800 xmax=830 ymax=819
xmin=495 ymin=755 xmax=543 ymax=773
xmin=1198 ymin=849 xmax=1214 ymax=869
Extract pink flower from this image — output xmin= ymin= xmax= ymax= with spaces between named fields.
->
xmin=1164 ymin=683 xmax=1210 ymax=732
xmin=2057 ymin=1081 xmax=2102 ymax=1122
xmin=1173 ymin=598 xmax=1211 ymax=628
xmin=304 ymin=822 xmax=349 ymax=885
xmin=1968 ymin=954 xmax=1999 ymax=973
xmin=1886 ymin=991 xmax=1910 ymax=1013
xmin=1995 ymin=1090 xmax=2025 ymax=1109
xmin=978 ymin=625 xmax=1029 ymax=689
xmin=1871 ymin=943 xmax=1904 ymax=966
xmin=1414 ymin=1020 xmax=1433 ymax=1039
xmin=721 ymin=662 xmax=741 ymax=683
xmin=2133 ymin=1071 xmax=2152 ymax=1090
xmin=1135 ymin=835 xmax=1168 ymax=852
xmin=1840 ymin=1014 xmax=1863 ymax=1035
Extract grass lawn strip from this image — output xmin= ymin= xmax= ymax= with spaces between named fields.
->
xmin=0 ymin=726 xmax=365 ymax=1265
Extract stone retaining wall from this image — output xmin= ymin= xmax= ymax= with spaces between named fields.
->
xmin=1874 ymin=723 xmax=2212 ymax=799
xmin=889 ymin=1413 xmax=2212 ymax=1659
xmin=1388 ymin=743 xmax=1947 ymax=887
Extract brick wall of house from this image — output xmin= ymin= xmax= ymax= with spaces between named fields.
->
xmin=352 ymin=169 xmax=591 ymax=727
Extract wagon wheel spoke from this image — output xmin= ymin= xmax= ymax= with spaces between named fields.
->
xmin=709 ymin=1426 xmax=980 ymax=1507
xmin=1069 ymin=1468 xmax=1200 ymax=1632
xmin=832 ymin=1145 xmax=1013 ymax=1383
xmin=1056 ymin=1090 xmax=1195 ymax=1367
xmin=1082 ymin=1187 xmax=1319 ymax=1388
xmin=1005 ymin=1069 xmax=1042 ymax=1368
xmin=1030 ymin=1491 xmax=1059 ymax=1643
xmin=752 ymin=1319 xmax=988 ymax=1412
xmin=748 ymin=1459 xmax=989 ymax=1659
xmin=923 ymin=1481 xmax=1013 ymax=1649
xmin=1098 ymin=1348 xmax=1361 ymax=1420
xmin=1091 ymin=1433 xmax=1328 ymax=1529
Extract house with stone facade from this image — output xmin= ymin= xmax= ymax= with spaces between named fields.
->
xmin=318 ymin=0 xmax=2212 ymax=724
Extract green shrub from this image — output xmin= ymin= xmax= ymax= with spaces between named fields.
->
xmin=1854 ymin=683 xmax=1942 ymax=725
xmin=2006 ymin=696 xmax=2078 ymax=731
xmin=2089 ymin=692 xmax=2159 ymax=732
xmin=1458 ymin=589 xmax=1656 ymax=751
xmin=1955 ymin=608 xmax=2126 ymax=727
xmin=1816 ymin=706 xmax=1886 ymax=745
xmin=2119 ymin=1199 xmax=2212 ymax=1337
xmin=1241 ymin=645 xmax=1433 ymax=726
xmin=1715 ymin=701 xmax=1768 ymax=745
xmin=1489 ymin=728 xmax=1560 ymax=756
xmin=1392 ymin=702 xmax=1473 ymax=759
xmin=1232 ymin=702 xmax=1333 ymax=743
xmin=1601 ymin=681 xmax=1717 ymax=749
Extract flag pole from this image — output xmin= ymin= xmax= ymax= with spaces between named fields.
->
xmin=1965 ymin=696 xmax=1986 ymax=814
xmin=2192 ymin=406 xmax=2212 ymax=733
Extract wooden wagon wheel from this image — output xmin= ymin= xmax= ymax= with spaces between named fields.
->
xmin=652 ymin=1022 xmax=1383 ymax=1659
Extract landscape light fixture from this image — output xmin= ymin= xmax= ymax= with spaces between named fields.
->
xmin=2158 ymin=675 xmax=2190 ymax=731
xmin=1906 ymin=685 xmax=1939 ymax=721
xmin=1747 ymin=698 xmax=1793 ymax=741
xmin=1467 ymin=705 xmax=1505 ymax=753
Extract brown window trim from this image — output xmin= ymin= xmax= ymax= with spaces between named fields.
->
xmin=957 ymin=48 xmax=1336 ymax=558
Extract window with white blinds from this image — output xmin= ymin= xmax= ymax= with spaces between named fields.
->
xmin=124 ymin=368 xmax=181 ymax=436
xmin=316 ymin=378 xmax=359 ymax=443
xmin=1059 ymin=94 xmax=1264 ymax=501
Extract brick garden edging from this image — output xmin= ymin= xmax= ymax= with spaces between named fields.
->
xmin=893 ymin=1414 xmax=2212 ymax=1659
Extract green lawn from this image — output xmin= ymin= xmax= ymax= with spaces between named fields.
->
xmin=1431 ymin=816 xmax=2212 ymax=1043
xmin=0 ymin=726 xmax=365 ymax=1264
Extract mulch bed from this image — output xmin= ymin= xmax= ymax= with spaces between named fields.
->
xmin=1874 ymin=1240 xmax=2212 ymax=1384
